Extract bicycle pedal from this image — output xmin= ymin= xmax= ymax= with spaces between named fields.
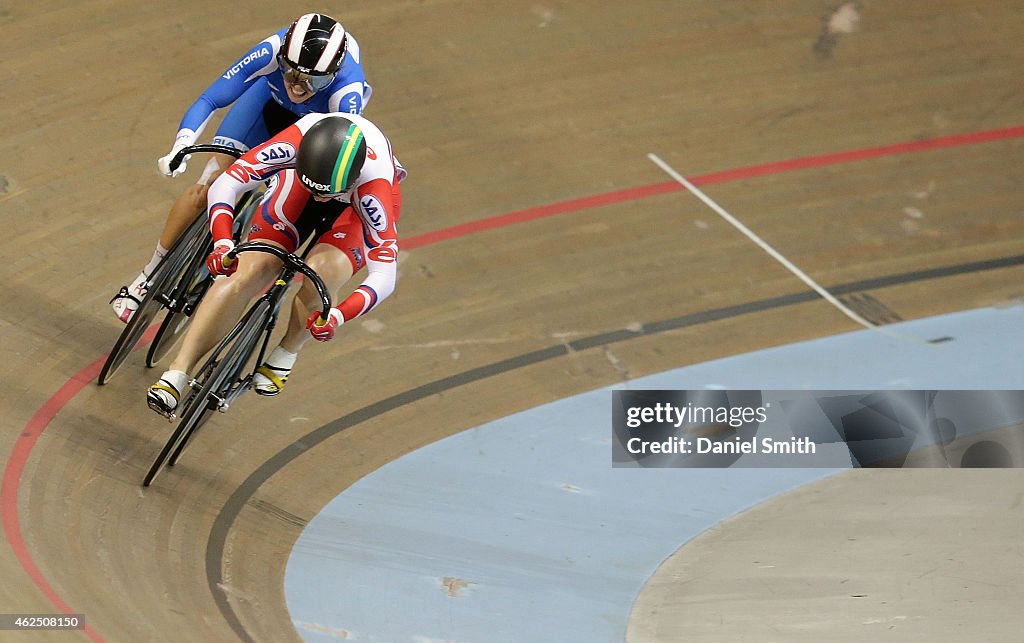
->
xmin=147 ymin=398 xmax=177 ymax=421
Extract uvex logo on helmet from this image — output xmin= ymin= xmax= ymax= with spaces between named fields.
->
xmin=296 ymin=116 xmax=367 ymax=195
xmin=300 ymin=174 xmax=333 ymax=192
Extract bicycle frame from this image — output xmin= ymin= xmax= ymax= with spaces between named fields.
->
xmin=206 ymin=240 xmax=333 ymax=413
xmin=143 ymin=236 xmax=334 ymax=485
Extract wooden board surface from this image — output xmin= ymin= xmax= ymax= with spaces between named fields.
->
xmin=1 ymin=2 xmax=1022 ymax=640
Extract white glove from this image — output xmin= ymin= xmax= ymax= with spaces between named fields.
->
xmin=158 ymin=144 xmax=191 ymax=178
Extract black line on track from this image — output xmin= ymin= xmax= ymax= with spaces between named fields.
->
xmin=206 ymin=253 xmax=1024 ymax=641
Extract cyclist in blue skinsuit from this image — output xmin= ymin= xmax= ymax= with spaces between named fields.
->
xmin=111 ymin=13 xmax=372 ymax=323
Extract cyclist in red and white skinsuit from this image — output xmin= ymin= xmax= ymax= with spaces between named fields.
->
xmin=148 ymin=112 xmax=405 ymax=416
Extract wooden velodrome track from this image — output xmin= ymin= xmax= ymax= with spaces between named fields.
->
xmin=2 ymin=1 xmax=1023 ymax=641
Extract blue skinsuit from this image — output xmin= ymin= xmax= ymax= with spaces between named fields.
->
xmin=174 ymin=27 xmax=371 ymax=151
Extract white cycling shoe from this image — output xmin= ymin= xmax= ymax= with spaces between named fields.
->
xmin=253 ymin=363 xmax=292 ymax=396
xmin=111 ymin=271 xmax=150 ymax=323
xmin=252 ymin=347 xmax=297 ymax=396
xmin=147 ymin=370 xmax=188 ymax=418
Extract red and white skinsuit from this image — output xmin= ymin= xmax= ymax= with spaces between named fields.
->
xmin=206 ymin=112 xmax=405 ymax=324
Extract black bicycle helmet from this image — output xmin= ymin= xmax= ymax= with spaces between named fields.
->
xmin=296 ymin=116 xmax=368 ymax=196
xmin=281 ymin=13 xmax=348 ymax=76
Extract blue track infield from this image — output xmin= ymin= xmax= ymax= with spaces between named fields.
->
xmin=285 ymin=304 xmax=1024 ymax=642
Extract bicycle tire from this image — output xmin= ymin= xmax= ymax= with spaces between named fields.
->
xmin=98 ymin=214 xmax=208 ymax=385
xmin=142 ymin=298 xmax=271 ymax=486
xmin=168 ymin=298 xmax=271 ymax=466
xmin=145 ymin=187 xmax=263 ymax=369
xmin=141 ymin=348 xmax=221 ymax=488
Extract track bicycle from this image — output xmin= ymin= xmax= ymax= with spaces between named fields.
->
xmin=98 ymin=145 xmax=262 ymax=384
xmin=142 ymin=240 xmax=332 ymax=487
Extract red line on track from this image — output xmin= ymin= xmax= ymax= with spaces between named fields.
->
xmin=404 ymin=125 xmax=1024 ymax=249
xmin=1 ymin=326 xmax=158 ymax=642
xmin=1 ymin=359 xmax=107 ymax=641
xmin=5 ymin=124 xmax=1023 ymax=641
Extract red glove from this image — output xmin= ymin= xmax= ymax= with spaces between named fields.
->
xmin=206 ymin=240 xmax=237 ymax=277
xmin=307 ymin=308 xmax=344 ymax=342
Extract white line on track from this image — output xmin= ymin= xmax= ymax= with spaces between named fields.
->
xmin=648 ymin=153 xmax=929 ymax=344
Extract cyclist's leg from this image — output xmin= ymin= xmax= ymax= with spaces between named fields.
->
xmin=251 ymin=234 xmax=360 ymax=397
xmin=252 ymin=244 xmax=357 ymax=396
xmin=164 ymin=170 xmax=305 ymax=380
xmin=284 ymin=216 xmax=363 ymax=354
xmin=251 ymin=177 xmax=397 ymax=396
xmin=147 ymin=248 xmax=283 ymax=414
xmin=148 ymin=168 xmax=308 ymax=415
xmin=248 ymin=198 xmax=358 ymax=394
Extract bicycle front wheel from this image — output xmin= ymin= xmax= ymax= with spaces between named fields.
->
xmin=169 ymin=298 xmax=271 ymax=466
xmin=143 ymin=298 xmax=271 ymax=486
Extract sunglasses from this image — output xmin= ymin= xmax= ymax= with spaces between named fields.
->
xmin=279 ymin=56 xmax=336 ymax=93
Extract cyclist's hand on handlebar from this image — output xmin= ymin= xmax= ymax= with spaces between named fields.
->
xmin=157 ymin=143 xmax=190 ymax=177
xmin=206 ymin=240 xmax=238 ymax=277
xmin=306 ymin=308 xmax=344 ymax=342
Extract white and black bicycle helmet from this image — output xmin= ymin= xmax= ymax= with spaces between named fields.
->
xmin=280 ymin=14 xmax=348 ymax=90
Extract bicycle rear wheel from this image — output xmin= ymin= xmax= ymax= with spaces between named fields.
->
xmin=142 ymin=298 xmax=271 ymax=486
xmin=98 ymin=214 xmax=208 ymax=385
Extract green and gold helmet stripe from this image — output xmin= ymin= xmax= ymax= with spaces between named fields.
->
xmin=331 ymin=122 xmax=364 ymax=192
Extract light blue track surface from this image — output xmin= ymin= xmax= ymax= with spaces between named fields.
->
xmin=285 ymin=305 xmax=1024 ymax=642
